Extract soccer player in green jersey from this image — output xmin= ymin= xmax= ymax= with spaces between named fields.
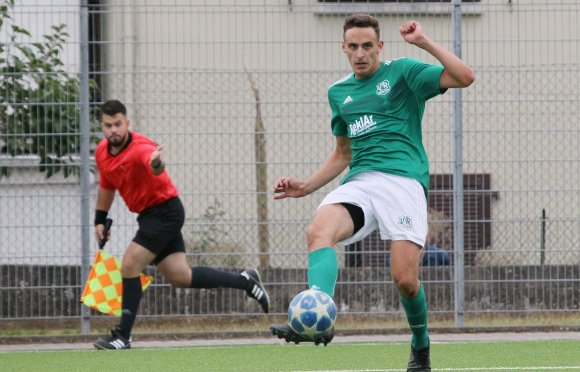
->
xmin=270 ymin=14 xmax=474 ymax=371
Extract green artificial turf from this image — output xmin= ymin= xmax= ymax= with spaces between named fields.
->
xmin=0 ymin=339 xmax=579 ymax=372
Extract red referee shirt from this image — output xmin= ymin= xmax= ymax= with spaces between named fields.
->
xmin=95 ymin=132 xmax=179 ymax=213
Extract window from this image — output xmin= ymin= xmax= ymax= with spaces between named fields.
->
xmin=344 ymin=173 xmax=498 ymax=267
xmin=315 ymin=0 xmax=483 ymax=15
xmin=319 ymin=1 xmax=480 ymax=2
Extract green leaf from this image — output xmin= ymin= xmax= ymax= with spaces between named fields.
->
xmin=11 ymin=25 xmax=31 ymax=37
xmin=0 ymin=167 xmax=9 ymax=179
xmin=31 ymin=43 xmax=45 ymax=54
xmin=15 ymin=45 xmax=36 ymax=61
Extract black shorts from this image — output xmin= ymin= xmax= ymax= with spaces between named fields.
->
xmin=134 ymin=196 xmax=185 ymax=265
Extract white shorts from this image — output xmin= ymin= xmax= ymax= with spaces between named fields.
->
xmin=319 ymin=171 xmax=428 ymax=247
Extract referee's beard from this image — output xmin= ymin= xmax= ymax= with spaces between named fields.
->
xmin=107 ymin=133 xmax=127 ymax=148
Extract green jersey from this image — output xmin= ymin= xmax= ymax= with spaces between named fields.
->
xmin=328 ymin=57 xmax=446 ymax=195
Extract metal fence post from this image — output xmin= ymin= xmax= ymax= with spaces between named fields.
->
xmin=452 ymin=0 xmax=465 ymax=328
xmin=79 ymin=0 xmax=92 ymax=335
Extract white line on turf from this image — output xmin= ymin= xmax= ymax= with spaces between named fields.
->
xmin=430 ymin=368 xmax=580 ymax=371
xmin=290 ymin=367 xmax=580 ymax=372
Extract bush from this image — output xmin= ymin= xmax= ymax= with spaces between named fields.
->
xmin=0 ymin=0 xmax=99 ymax=178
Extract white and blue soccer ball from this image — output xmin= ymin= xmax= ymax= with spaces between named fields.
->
xmin=288 ymin=288 xmax=337 ymax=338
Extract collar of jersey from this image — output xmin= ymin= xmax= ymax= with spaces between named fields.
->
xmin=107 ymin=132 xmax=133 ymax=156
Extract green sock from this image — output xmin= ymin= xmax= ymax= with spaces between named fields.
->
xmin=401 ymin=283 xmax=429 ymax=350
xmin=307 ymin=247 xmax=338 ymax=298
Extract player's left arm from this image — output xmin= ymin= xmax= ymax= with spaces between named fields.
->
xmin=400 ymin=20 xmax=475 ymax=89
xmin=149 ymin=145 xmax=165 ymax=175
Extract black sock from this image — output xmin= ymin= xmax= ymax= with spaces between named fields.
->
xmin=118 ymin=276 xmax=142 ymax=339
xmin=190 ymin=267 xmax=248 ymax=290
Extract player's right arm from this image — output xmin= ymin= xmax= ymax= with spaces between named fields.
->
xmin=94 ymin=186 xmax=115 ymax=242
xmin=273 ymin=135 xmax=351 ymax=199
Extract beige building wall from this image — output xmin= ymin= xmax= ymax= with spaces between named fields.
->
xmin=97 ymin=0 xmax=579 ymax=267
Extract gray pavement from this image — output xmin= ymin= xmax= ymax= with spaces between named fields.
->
xmin=1 ymin=332 xmax=579 ymax=352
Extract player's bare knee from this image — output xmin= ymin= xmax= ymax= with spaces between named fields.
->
xmin=308 ymin=217 xmax=342 ymax=245
xmin=120 ymin=263 xmax=140 ymax=278
xmin=166 ymin=271 xmax=190 ymax=288
xmin=306 ymin=223 xmax=324 ymax=246
xmin=166 ymin=277 xmax=186 ymax=288
xmin=392 ymin=273 xmax=419 ymax=297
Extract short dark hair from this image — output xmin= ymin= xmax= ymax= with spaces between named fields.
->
xmin=99 ymin=99 xmax=126 ymax=120
xmin=343 ymin=14 xmax=380 ymax=39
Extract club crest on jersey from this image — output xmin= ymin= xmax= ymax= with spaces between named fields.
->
xmin=376 ymin=80 xmax=391 ymax=96
xmin=398 ymin=215 xmax=413 ymax=230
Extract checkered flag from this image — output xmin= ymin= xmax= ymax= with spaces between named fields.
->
xmin=80 ymin=219 xmax=153 ymax=316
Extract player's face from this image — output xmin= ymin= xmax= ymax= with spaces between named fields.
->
xmin=342 ymin=27 xmax=384 ymax=79
xmin=101 ymin=113 xmax=130 ymax=148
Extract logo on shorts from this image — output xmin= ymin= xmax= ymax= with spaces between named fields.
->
xmin=398 ymin=215 xmax=413 ymax=230
xmin=376 ymin=80 xmax=391 ymax=96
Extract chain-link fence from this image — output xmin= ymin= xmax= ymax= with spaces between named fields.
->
xmin=1 ymin=0 xmax=578 ymax=332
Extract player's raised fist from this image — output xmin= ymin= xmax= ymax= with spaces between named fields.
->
xmin=399 ymin=20 xmax=424 ymax=45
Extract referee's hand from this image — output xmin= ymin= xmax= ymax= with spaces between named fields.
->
xmin=150 ymin=145 xmax=165 ymax=174
xmin=150 ymin=145 xmax=164 ymax=166
xmin=95 ymin=218 xmax=113 ymax=249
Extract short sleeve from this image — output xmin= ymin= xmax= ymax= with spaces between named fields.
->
xmin=136 ymin=141 xmax=157 ymax=169
xmin=400 ymin=58 xmax=446 ymax=101
xmin=328 ymin=88 xmax=347 ymax=136
xmin=95 ymin=149 xmax=115 ymax=190
xmin=99 ymin=173 xmax=115 ymax=190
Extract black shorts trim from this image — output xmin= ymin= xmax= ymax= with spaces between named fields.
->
xmin=341 ymin=202 xmax=365 ymax=236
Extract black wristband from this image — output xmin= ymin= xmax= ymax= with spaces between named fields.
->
xmin=94 ymin=209 xmax=108 ymax=226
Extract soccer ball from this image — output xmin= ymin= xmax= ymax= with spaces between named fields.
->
xmin=288 ymin=288 xmax=337 ymax=338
